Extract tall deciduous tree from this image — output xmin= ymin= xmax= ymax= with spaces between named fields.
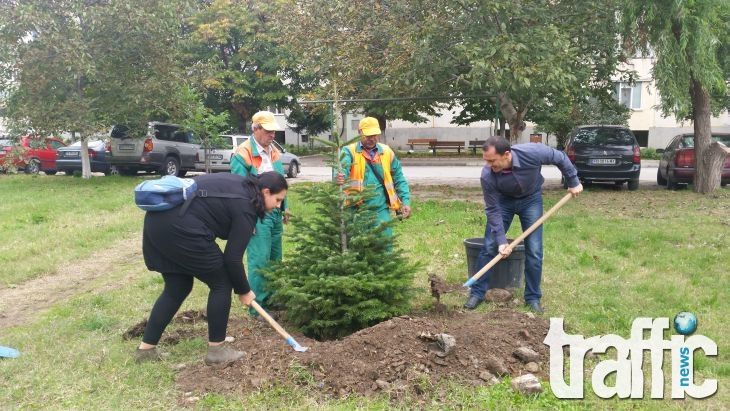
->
xmin=185 ymin=0 xmax=301 ymax=131
xmin=0 ymin=0 xmax=194 ymax=178
xmin=278 ymin=0 xmax=626 ymax=142
xmin=621 ymin=0 xmax=730 ymax=193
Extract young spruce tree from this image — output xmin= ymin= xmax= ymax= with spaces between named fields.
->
xmin=263 ymin=133 xmax=417 ymax=340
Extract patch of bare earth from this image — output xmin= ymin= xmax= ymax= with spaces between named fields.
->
xmin=0 ymin=235 xmax=142 ymax=329
xmin=148 ymin=293 xmax=550 ymax=401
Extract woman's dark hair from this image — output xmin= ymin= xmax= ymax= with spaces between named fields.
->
xmin=257 ymin=171 xmax=288 ymax=194
xmin=243 ymin=172 xmax=288 ymax=219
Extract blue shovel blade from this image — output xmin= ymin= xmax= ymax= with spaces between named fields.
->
xmin=285 ymin=336 xmax=309 ymax=352
xmin=0 ymin=346 xmax=20 ymax=358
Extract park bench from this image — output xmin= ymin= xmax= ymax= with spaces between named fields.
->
xmin=468 ymin=140 xmax=486 ymax=155
xmin=429 ymin=140 xmax=465 ymax=154
xmin=407 ymin=138 xmax=437 ymax=150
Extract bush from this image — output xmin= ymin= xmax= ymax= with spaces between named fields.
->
xmin=263 ymin=183 xmax=418 ymax=340
xmin=641 ymin=147 xmax=662 ymax=160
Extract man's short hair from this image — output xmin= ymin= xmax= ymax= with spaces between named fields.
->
xmin=483 ymin=136 xmax=511 ymax=154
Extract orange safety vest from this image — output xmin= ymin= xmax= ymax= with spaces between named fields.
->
xmin=234 ymin=138 xmax=282 ymax=172
xmin=346 ymin=143 xmax=402 ymax=211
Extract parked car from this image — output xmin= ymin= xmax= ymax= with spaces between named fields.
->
xmin=106 ymin=122 xmax=199 ymax=176
xmin=0 ymin=135 xmax=66 ymax=174
xmin=656 ymin=133 xmax=730 ymax=189
xmin=564 ymin=125 xmax=641 ymax=190
xmin=195 ymin=134 xmax=301 ymax=178
xmin=57 ymin=140 xmax=116 ymax=176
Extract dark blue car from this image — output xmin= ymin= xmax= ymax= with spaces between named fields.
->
xmin=57 ymin=140 xmax=116 ymax=175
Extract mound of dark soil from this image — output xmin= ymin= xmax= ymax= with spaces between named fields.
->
xmin=166 ymin=305 xmax=550 ymax=399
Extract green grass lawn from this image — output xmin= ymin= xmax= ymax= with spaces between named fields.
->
xmin=0 ymin=174 xmax=728 ymax=410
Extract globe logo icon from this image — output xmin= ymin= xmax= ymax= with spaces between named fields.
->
xmin=673 ymin=312 xmax=697 ymax=335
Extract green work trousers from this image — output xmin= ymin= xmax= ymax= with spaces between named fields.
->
xmin=246 ymin=208 xmax=283 ymax=315
xmin=376 ymin=207 xmax=394 ymax=238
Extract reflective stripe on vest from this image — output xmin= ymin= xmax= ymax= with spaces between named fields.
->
xmin=346 ymin=143 xmax=401 ymax=210
xmin=234 ymin=139 xmax=281 ymax=172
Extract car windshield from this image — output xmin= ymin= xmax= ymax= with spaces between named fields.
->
xmin=713 ymin=134 xmax=730 ymax=146
xmin=216 ymin=136 xmax=234 ymax=149
xmin=680 ymin=134 xmax=730 ymax=148
xmin=572 ymin=128 xmax=635 ymax=146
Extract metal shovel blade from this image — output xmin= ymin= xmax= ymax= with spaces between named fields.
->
xmin=286 ymin=337 xmax=309 ymax=352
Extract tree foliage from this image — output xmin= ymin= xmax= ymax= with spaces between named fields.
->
xmin=278 ymin=0 xmax=626 ymax=141
xmin=621 ymin=0 xmax=730 ymax=193
xmin=263 ymin=126 xmax=416 ymax=340
xmin=0 ymin=0 xmax=195 ymax=178
xmin=287 ymin=97 xmax=333 ymax=143
xmin=263 ymin=183 xmax=417 ymax=340
xmin=185 ymin=0 xmax=303 ymax=131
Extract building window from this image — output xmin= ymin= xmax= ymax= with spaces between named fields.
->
xmin=351 ymin=119 xmax=360 ymax=131
xmin=615 ymin=82 xmax=642 ymax=109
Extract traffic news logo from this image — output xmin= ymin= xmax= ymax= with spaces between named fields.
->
xmin=543 ymin=315 xmax=718 ymax=399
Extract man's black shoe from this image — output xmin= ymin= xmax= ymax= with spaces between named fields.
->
xmin=463 ymin=295 xmax=483 ymax=310
xmin=526 ymin=301 xmax=544 ymax=314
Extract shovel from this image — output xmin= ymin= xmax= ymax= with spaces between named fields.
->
xmin=250 ymin=301 xmax=309 ymax=352
xmin=464 ymin=192 xmax=573 ymax=288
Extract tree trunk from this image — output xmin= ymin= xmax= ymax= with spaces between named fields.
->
xmin=690 ymin=79 xmax=722 ymax=193
xmin=80 ymin=135 xmax=92 ymax=179
xmin=497 ymin=92 xmax=526 ymax=143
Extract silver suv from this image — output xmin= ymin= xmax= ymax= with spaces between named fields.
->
xmin=107 ymin=122 xmax=199 ymax=176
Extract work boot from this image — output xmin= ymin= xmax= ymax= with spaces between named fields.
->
xmin=204 ymin=343 xmax=245 ymax=366
xmin=463 ymin=295 xmax=484 ymax=310
xmin=135 ymin=347 xmax=166 ymax=363
xmin=526 ymin=301 xmax=544 ymax=315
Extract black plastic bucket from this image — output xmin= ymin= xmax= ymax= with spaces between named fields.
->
xmin=463 ymin=237 xmax=525 ymax=289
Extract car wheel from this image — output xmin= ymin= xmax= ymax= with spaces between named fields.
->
xmin=656 ymin=168 xmax=667 ymax=185
xmin=24 ymin=158 xmax=41 ymax=174
xmin=107 ymin=166 xmax=119 ymax=176
xmin=161 ymin=156 xmax=180 ymax=176
xmin=666 ymin=169 xmax=678 ymax=190
xmin=287 ymin=162 xmax=299 ymax=178
xmin=627 ymin=179 xmax=639 ymax=191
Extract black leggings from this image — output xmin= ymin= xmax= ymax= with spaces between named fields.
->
xmin=142 ymin=266 xmax=233 ymax=345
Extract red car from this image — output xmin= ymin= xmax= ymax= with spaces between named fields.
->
xmin=0 ymin=135 xmax=66 ymax=174
xmin=657 ymin=133 xmax=730 ymax=189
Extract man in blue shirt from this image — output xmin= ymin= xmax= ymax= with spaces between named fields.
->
xmin=464 ymin=136 xmax=583 ymax=314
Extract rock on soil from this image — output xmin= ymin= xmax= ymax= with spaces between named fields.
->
xmin=169 ymin=308 xmax=550 ymax=399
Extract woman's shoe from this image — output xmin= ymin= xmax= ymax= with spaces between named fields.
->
xmin=204 ymin=344 xmax=245 ymax=365
xmin=135 ymin=347 xmax=166 ymax=363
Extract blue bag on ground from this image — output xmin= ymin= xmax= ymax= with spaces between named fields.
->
xmin=134 ymin=175 xmax=198 ymax=211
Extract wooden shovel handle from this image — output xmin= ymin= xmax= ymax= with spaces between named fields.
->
xmin=250 ymin=300 xmax=292 ymax=340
